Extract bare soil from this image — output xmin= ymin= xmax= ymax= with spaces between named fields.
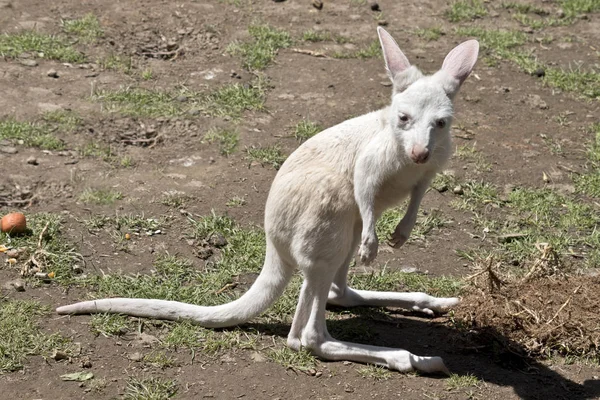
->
xmin=1 ymin=0 xmax=600 ymax=399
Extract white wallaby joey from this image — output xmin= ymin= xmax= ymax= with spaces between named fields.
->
xmin=57 ymin=27 xmax=479 ymax=375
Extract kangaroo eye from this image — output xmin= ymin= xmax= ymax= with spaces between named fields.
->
xmin=436 ymin=119 xmax=446 ymax=128
xmin=399 ymin=114 xmax=409 ymax=123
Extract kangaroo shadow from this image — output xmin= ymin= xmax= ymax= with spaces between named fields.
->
xmin=245 ymin=306 xmax=600 ymax=400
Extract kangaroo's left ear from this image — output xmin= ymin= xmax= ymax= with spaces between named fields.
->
xmin=437 ymin=40 xmax=479 ymax=97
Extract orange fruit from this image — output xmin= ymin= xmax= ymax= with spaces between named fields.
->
xmin=1 ymin=212 xmax=27 ymax=234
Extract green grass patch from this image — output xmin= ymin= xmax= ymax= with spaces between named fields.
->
xmin=501 ymin=2 xmax=548 ymax=15
xmin=160 ymin=191 xmax=189 ymax=208
xmin=143 ymin=351 xmax=177 ymax=369
xmin=78 ymin=188 xmax=123 ymax=205
xmin=124 ymin=377 xmax=178 ymax=400
xmin=357 ymin=364 xmax=392 ymax=381
xmin=204 ymin=128 xmax=239 ymax=156
xmin=333 ymin=40 xmax=381 ymax=59
xmin=349 ymin=268 xmax=464 ymax=298
xmin=293 ymin=119 xmax=321 ymax=142
xmin=227 ymin=24 xmax=292 ymax=70
xmin=94 ymin=80 xmax=266 ymax=119
xmin=0 ymin=119 xmax=64 ymax=149
xmin=376 ymin=207 xmax=451 ymax=242
xmin=61 ymin=13 xmax=103 ymax=42
xmin=560 ymin=0 xmax=600 ymax=18
xmin=415 ymin=27 xmax=444 ymax=41
xmin=267 ymin=346 xmax=318 ymax=372
xmin=92 ymin=87 xmax=181 ymax=117
xmin=455 ymin=27 xmax=526 ymax=53
xmin=446 ymin=373 xmax=481 ymax=390
xmin=246 ymin=145 xmax=287 ymax=169
xmin=0 ymin=300 xmax=72 ymax=372
xmin=226 ymin=196 xmax=246 ymax=207
xmin=42 ymin=110 xmax=82 ymax=131
xmin=455 ymin=143 xmax=491 ymax=171
xmin=0 ymin=213 xmax=83 ymax=283
xmin=454 ymin=181 xmax=600 ymax=268
xmin=455 ymin=27 xmax=600 ymax=99
xmin=163 ymin=321 xmax=259 ymax=354
xmin=201 ymin=80 xmax=266 ymax=118
xmin=90 ymin=313 xmax=131 ymax=337
xmin=98 ymin=54 xmax=132 ymax=73
xmin=445 ymin=0 xmax=488 ymax=22
xmin=0 ymin=31 xmax=84 ymax=62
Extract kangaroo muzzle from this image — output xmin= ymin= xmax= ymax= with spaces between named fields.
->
xmin=410 ymin=146 xmax=430 ymax=164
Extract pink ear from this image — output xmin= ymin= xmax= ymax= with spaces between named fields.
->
xmin=441 ymin=40 xmax=479 ymax=84
xmin=377 ymin=27 xmax=411 ymax=80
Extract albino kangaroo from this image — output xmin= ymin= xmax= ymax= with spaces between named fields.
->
xmin=57 ymin=27 xmax=479 ymax=375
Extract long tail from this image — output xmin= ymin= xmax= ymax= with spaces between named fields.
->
xmin=56 ymin=246 xmax=293 ymax=328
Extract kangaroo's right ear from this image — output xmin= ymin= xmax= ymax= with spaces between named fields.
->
xmin=377 ymin=27 xmax=411 ymax=81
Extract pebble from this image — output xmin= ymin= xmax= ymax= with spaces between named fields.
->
xmin=532 ymin=68 xmax=546 ymax=78
xmin=377 ymin=19 xmax=388 ymax=26
xmin=370 ymin=2 xmax=380 ymax=11
xmin=208 ymin=233 xmax=228 ymax=248
xmin=128 ymin=352 xmax=144 ymax=362
xmin=176 ymin=95 xmax=188 ymax=102
xmin=4 ymin=279 xmax=26 ymax=292
xmin=72 ymin=264 xmax=84 ymax=274
xmin=26 ymin=156 xmax=38 ymax=165
xmin=19 ymin=59 xmax=38 ymax=67
xmin=453 ymin=185 xmax=464 ymax=195
xmin=0 ymin=146 xmax=18 ymax=154
xmin=47 ymin=69 xmax=59 ymax=78
xmin=52 ymin=350 xmax=70 ymax=361
xmin=187 ymin=108 xmax=200 ymax=116
xmin=312 ymin=0 xmax=323 ymax=10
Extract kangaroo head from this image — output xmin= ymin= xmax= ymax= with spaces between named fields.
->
xmin=377 ymin=27 xmax=479 ymax=165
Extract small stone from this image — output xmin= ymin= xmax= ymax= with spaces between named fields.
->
xmin=453 ymin=185 xmax=464 ymax=195
xmin=52 ymin=349 xmax=70 ymax=361
xmin=19 ymin=59 xmax=38 ymax=67
xmin=532 ymin=68 xmax=545 ymax=78
xmin=434 ymin=183 xmax=448 ymax=193
xmin=250 ymin=352 xmax=267 ymax=362
xmin=208 ymin=157 xmax=215 ymax=164
xmin=377 ymin=19 xmax=388 ymax=26
xmin=47 ymin=69 xmax=59 ymax=78
xmin=166 ymin=40 xmax=178 ymax=51
xmin=128 ymin=352 xmax=144 ymax=362
xmin=26 ymin=156 xmax=38 ymax=165
xmin=0 ymin=146 xmax=18 ymax=154
xmin=312 ymin=0 xmax=323 ymax=10
xmin=8 ymin=279 xmax=25 ymax=292
xmin=6 ymin=249 xmax=21 ymax=258
xmin=400 ymin=267 xmax=419 ymax=274
xmin=208 ymin=233 xmax=228 ymax=248
xmin=315 ymin=371 xmax=323 ymax=378
xmin=176 ymin=95 xmax=188 ymax=102
xmin=370 ymin=2 xmax=380 ymax=11
xmin=81 ymin=357 xmax=92 ymax=368
xmin=195 ymin=246 xmax=213 ymax=260
xmin=187 ymin=108 xmax=200 ymax=116
xmin=556 ymin=8 xmax=565 ymax=18
xmin=525 ymin=94 xmax=548 ymax=110
xmin=72 ymin=264 xmax=84 ymax=274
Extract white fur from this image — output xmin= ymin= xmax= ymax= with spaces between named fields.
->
xmin=57 ymin=28 xmax=479 ymax=375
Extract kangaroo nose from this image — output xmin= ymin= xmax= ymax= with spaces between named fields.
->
xmin=410 ymin=146 xmax=430 ymax=164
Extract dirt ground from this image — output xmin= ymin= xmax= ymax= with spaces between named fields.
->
xmin=1 ymin=0 xmax=600 ymax=399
